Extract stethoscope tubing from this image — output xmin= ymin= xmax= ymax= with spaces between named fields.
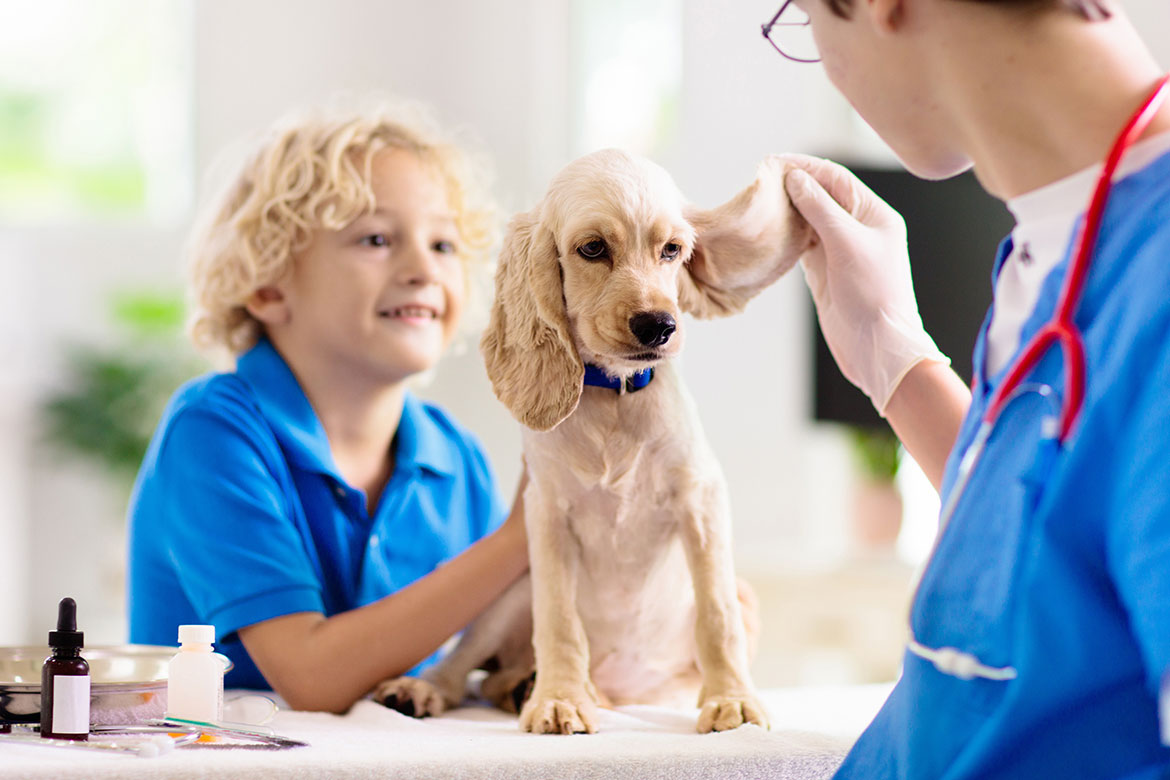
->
xmin=914 ymin=78 xmax=1170 ymax=682
xmin=983 ymin=74 xmax=1170 ymax=443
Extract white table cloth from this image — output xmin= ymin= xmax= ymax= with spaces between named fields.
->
xmin=1 ymin=683 xmax=891 ymax=779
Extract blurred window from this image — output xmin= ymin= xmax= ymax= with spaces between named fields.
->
xmin=0 ymin=0 xmax=192 ymax=223
xmin=571 ymin=0 xmax=682 ymax=157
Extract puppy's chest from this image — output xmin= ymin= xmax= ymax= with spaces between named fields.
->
xmin=550 ymin=388 xmax=675 ymax=492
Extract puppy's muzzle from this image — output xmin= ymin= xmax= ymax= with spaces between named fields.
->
xmin=629 ymin=311 xmax=676 ymax=348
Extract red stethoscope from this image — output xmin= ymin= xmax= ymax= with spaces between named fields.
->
xmin=937 ymin=73 xmax=1170 ymax=535
xmin=911 ymin=76 xmax=1170 ymax=683
xmin=985 ymin=73 xmax=1170 ymax=443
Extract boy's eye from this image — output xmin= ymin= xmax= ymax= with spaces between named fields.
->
xmin=433 ymin=240 xmax=457 ymax=254
xmin=661 ymin=242 xmax=682 ymax=261
xmin=360 ymin=234 xmax=389 ymax=248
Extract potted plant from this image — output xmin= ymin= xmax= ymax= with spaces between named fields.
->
xmin=41 ymin=290 xmax=204 ymax=497
xmin=847 ymin=424 xmax=904 ymax=554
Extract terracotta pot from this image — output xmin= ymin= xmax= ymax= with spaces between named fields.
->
xmin=850 ymin=479 xmax=904 ymax=551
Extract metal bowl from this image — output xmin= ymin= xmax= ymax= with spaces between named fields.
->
xmin=0 ymin=644 xmax=230 ymax=726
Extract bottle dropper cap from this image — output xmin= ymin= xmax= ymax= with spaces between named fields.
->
xmin=48 ymin=598 xmax=84 ymax=650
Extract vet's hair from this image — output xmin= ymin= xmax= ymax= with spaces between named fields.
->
xmin=819 ymin=0 xmax=1110 ymax=20
xmin=188 ymin=100 xmax=496 ymax=360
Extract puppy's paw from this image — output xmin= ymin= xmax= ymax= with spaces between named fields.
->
xmin=373 ymin=676 xmax=449 ymax=718
xmin=482 ymin=668 xmax=536 ymax=714
xmin=696 ymin=692 xmax=769 ymax=732
xmin=519 ymin=688 xmax=598 ymax=734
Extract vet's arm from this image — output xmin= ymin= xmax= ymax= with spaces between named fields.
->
xmin=881 ymin=360 xmax=971 ymax=491
xmin=240 ymin=473 xmax=529 ymax=714
xmin=783 ymin=155 xmax=950 ymax=416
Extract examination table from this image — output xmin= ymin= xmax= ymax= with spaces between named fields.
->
xmin=2 ymin=683 xmax=890 ymax=779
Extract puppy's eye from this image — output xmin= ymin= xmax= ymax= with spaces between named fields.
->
xmin=577 ymin=239 xmax=608 ymax=261
xmin=661 ymin=242 xmax=682 ymax=261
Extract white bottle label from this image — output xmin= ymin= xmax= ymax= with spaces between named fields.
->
xmin=51 ymin=675 xmax=90 ymax=734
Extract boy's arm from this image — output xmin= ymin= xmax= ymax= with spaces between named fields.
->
xmin=239 ymin=471 xmax=528 ymax=713
xmin=880 ymin=360 xmax=972 ymax=491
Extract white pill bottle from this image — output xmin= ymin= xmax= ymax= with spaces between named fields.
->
xmin=166 ymin=624 xmax=224 ymax=722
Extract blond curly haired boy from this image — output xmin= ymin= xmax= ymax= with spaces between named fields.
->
xmin=128 ymin=102 xmax=527 ymax=712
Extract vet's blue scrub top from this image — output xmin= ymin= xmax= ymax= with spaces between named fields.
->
xmin=835 ymin=151 xmax=1170 ymax=779
xmin=127 ymin=338 xmax=506 ymax=689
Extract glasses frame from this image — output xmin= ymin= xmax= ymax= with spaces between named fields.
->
xmin=761 ymin=0 xmax=821 ymax=64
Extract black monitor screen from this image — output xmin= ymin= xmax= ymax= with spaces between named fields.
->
xmin=812 ymin=166 xmax=1015 ymax=429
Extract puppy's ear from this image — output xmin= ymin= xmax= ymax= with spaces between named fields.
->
xmin=480 ymin=208 xmax=583 ymax=431
xmin=679 ymin=156 xmax=813 ymax=319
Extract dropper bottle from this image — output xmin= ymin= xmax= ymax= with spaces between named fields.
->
xmin=40 ymin=597 xmax=90 ymax=740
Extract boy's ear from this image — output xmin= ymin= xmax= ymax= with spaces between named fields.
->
xmin=244 ymin=285 xmax=291 ymax=325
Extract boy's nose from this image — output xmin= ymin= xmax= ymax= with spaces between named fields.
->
xmin=397 ymin=239 xmax=442 ymax=285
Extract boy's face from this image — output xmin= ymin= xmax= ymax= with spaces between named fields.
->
xmin=257 ymin=148 xmax=465 ymax=387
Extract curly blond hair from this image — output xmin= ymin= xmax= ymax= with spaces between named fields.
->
xmin=187 ymin=100 xmax=497 ymax=360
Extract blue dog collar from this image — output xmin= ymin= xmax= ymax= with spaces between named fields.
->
xmin=583 ymin=363 xmax=655 ymax=394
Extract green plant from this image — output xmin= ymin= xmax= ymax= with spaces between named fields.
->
xmin=41 ymin=290 xmax=205 ymax=486
xmin=847 ymin=425 xmax=902 ymax=483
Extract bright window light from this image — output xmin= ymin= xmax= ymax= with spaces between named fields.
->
xmin=0 ymin=0 xmax=192 ymax=223
xmin=571 ymin=0 xmax=682 ymax=157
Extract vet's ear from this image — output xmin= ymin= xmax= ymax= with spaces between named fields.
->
xmin=480 ymin=208 xmax=583 ymax=431
xmin=679 ymin=156 xmax=813 ymax=319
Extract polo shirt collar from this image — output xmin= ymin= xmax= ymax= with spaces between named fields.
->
xmin=236 ymin=338 xmax=457 ymax=480
xmin=396 ymin=392 xmax=458 ymax=478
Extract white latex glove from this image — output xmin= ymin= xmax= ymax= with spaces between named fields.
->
xmin=781 ymin=154 xmax=949 ymax=415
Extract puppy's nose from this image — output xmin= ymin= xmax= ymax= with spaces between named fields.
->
xmin=629 ymin=311 xmax=676 ymax=348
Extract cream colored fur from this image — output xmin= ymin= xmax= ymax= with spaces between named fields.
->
xmin=374 ymin=149 xmax=810 ymax=734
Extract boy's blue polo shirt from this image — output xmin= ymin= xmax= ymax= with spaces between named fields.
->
xmin=126 ymin=338 xmax=506 ymax=689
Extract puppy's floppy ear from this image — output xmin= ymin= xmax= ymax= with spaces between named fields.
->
xmin=480 ymin=208 xmax=583 ymax=432
xmin=679 ymin=155 xmax=814 ymax=319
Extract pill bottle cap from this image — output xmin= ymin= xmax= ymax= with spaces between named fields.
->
xmin=177 ymin=625 xmax=215 ymax=646
xmin=48 ymin=598 xmax=84 ymax=650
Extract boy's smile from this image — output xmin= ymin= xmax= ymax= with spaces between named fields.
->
xmin=379 ymin=304 xmax=441 ymax=323
xmin=250 ymin=147 xmax=465 ymax=390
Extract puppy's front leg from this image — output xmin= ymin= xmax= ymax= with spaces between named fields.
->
xmin=681 ymin=484 xmax=769 ymax=732
xmin=519 ymin=483 xmax=599 ymax=734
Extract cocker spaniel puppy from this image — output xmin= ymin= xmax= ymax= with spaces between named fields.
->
xmin=375 ymin=149 xmax=811 ymax=734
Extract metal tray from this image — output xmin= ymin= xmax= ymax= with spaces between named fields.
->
xmin=0 ymin=644 xmax=227 ymax=726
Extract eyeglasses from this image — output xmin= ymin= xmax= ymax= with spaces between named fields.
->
xmin=761 ymin=0 xmax=821 ymax=63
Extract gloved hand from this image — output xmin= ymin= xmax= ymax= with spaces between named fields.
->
xmin=781 ymin=154 xmax=949 ymax=415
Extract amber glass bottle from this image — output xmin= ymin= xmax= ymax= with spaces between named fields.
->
xmin=40 ymin=598 xmax=90 ymax=740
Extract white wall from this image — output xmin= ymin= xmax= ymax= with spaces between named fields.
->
xmin=5 ymin=0 xmax=1170 ymax=644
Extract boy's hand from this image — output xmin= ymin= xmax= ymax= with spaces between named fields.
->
xmin=781 ymin=154 xmax=949 ymax=414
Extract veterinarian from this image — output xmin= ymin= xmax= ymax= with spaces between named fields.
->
xmin=765 ymin=0 xmax=1170 ymax=776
